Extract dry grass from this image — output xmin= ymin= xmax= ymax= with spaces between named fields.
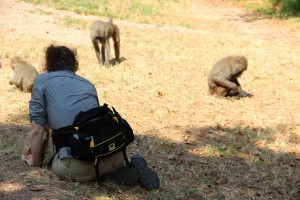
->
xmin=0 ymin=0 xmax=300 ymax=199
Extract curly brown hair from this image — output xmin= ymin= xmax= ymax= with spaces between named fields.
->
xmin=45 ymin=44 xmax=78 ymax=72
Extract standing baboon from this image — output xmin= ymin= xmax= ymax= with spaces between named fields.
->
xmin=9 ymin=56 xmax=39 ymax=92
xmin=90 ymin=17 xmax=120 ymax=66
xmin=207 ymin=56 xmax=252 ymax=98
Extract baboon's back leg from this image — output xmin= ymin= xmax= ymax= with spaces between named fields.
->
xmin=103 ymin=39 xmax=110 ymax=65
xmin=113 ymin=34 xmax=120 ymax=62
xmin=20 ymin=77 xmax=24 ymax=91
xmin=100 ymin=42 xmax=106 ymax=65
xmin=92 ymin=39 xmax=102 ymax=64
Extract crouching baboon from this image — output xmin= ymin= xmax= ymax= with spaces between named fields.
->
xmin=90 ymin=17 xmax=120 ymax=66
xmin=9 ymin=56 xmax=39 ymax=92
xmin=208 ymin=56 xmax=252 ymax=98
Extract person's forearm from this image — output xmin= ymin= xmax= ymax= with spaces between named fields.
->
xmin=29 ymin=121 xmax=44 ymax=166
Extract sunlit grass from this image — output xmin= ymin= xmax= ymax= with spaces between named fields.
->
xmin=59 ymin=15 xmax=88 ymax=29
xmin=29 ymin=8 xmax=53 ymax=15
xmin=22 ymin=0 xmax=197 ymax=27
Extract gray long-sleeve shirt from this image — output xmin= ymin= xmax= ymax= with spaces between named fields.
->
xmin=29 ymin=70 xmax=99 ymax=130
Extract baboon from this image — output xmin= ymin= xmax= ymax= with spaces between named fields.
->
xmin=9 ymin=56 xmax=39 ymax=92
xmin=90 ymin=17 xmax=120 ymax=66
xmin=207 ymin=56 xmax=252 ymax=98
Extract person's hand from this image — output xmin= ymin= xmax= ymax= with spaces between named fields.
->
xmin=22 ymin=145 xmax=31 ymax=161
xmin=25 ymin=154 xmax=33 ymax=165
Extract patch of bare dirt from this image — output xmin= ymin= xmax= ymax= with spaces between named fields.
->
xmin=1 ymin=0 xmax=298 ymax=47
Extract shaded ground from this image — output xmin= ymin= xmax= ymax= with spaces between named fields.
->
xmin=0 ymin=0 xmax=300 ymax=199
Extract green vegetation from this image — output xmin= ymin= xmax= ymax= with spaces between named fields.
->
xmin=20 ymin=0 xmax=204 ymax=28
xmin=24 ymin=0 xmax=299 ymax=18
xmin=59 ymin=15 xmax=87 ymax=29
xmin=23 ymin=0 xmax=99 ymax=15
xmin=271 ymin=0 xmax=300 ymax=16
xmin=22 ymin=0 xmax=178 ymax=22
xmin=206 ymin=144 xmax=237 ymax=157
xmin=242 ymin=0 xmax=300 ymax=17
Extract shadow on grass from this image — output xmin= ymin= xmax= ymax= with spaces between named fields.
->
xmin=239 ymin=12 xmax=290 ymax=23
xmin=0 ymin=123 xmax=33 ymax=200
xmin=224 ymin=7 xmax=290 ymax=23
xmin=107 ymin=57 xmax=126 ymax=67
xmin=0 ymin=122 xmax=300 ymax=199
xmin=139 ymin=124 xmax=300 ymax=199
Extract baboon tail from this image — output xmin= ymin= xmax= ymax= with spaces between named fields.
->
xmin=108 ymin=16 xmax=113 ymax=24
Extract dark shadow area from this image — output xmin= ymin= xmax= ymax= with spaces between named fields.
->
xmin=220 ymin=9 xmax=275 ymax=23
xmin=1 ymin=122 xmax=300 ymax=199
xmin=228 ymin=1 xmax=300 ymax=23
xmin=239 ymin=11 xmax=292 ymax=22
xmin=0 ymin=123 xmax=33 ymax=200
xmin=137 ymin=124 xmax=300 ymax=199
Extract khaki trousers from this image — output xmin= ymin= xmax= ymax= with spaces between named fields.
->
xmin=52 ymin=152 xmax=125 ymax=181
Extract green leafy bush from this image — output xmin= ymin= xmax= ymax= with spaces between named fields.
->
xmin=268 ymin=0 xmax=300 ymax=16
